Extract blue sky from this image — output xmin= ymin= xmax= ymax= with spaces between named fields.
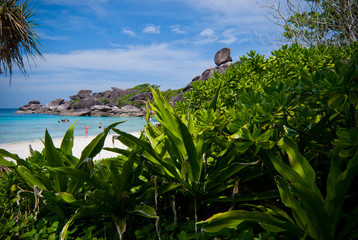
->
xmin=0 ymin=0 xmax=282 ymax=108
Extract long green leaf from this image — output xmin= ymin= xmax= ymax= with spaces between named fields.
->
xmin=112 ymin=129 xmax=161 ymax=163
xmin=176 ymin=115 xmax=200 ymax=182
xmin=291 ymin=183 xmax=327 ymax=239
xmin=130 ymin=205 xmax=158 ymax=218
xmin=60 ymin=207 xmax=97 ymax=240
xmin=115 ymin=148 xmax=138 ymax=193
xmin=275 ymin=176 xmax=308 ymax=233
xmin=0 ymin=155 xmax=16 ymax=167
xmin=55 ymin=192 xmax=88 ymax=206
xmin=17 ymin=165 xmax=47 ymax=190
xmin=0 ymin=148 xmax=30 ymax=168
xmin=44 ymin=129 xmax=67 ymax=192
xmin=197 ymin=208 xmax=302 ymax=236
xmin=60 ymin=121 xmax=76 ymax=156
xmin=279 ymin=136 xmax=321 ymax=196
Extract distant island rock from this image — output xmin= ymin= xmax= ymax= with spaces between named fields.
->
xmin=16 ymin=48 xmax=233 ymax=117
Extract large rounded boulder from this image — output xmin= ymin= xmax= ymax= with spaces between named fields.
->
xmin=214 ymin=47 xmax=232 ymax=66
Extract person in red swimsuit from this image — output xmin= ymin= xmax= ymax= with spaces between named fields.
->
xmin=85 ymin=125 xmax=89 ymax=138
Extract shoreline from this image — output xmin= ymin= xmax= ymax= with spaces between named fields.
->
xmin=0 ymin=132 xmax=141 ymax=161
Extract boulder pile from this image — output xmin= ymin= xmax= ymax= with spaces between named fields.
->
xmin=171 ymin=47 xmax=233 ymax=103
xmin=16 ymin=48 xmax=234 ymax=117
xmin=16 ymin=88 xmax=150 ymax=117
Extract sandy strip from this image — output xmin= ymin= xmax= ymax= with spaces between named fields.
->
xmin=0 ymin=132 xmax=141 ymax=162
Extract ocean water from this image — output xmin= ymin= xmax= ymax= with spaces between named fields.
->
xmin=0 ymin=108 xmax=147 ymax=144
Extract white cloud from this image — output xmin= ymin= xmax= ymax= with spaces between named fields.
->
xmin=200 ymin=28 xmax=215 ymax=37
xmin=143 ymin=25 xmax=160 ymax=34
xmin=171 ymin=25 xmax=186 ymax=34
xmin=218 ymin=28 xmax=237 ymax=44
xmin=24 ymin=43 xmax=211 ymax=91
xmin=198 ymin=28 xmax=218 ymax=44
xmin=121 ymin=27 xmax=136 ymax=37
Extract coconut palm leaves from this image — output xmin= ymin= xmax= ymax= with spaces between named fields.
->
xmin=0 ymin=0 xmax=43 ymax=83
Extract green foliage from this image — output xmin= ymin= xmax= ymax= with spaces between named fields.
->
xmin=281 ymin=0 xmax=358 ymax=46
xmin=194 ymin=44 xmax=358 ymax=239
xmin=114 ymin=83 xmax=158 ymax=108
xmin=198 ymin=136 xmax=358 ymax=240
xmin=178 ymin=43 xmax=355 ymax=112
xmin=129 ymin=83 xmax=159 ymax=91
xmin=69 ymin=98 xmax=80 ymax=106
xmin=1 ymin=43 xmax=358 ymax=239
xmin=99 ymin=97 xmax=110 ymax=104
xmin=111 ymin=89 xmax=253 ymax=225
xmin=161 ymin=88 xmax=183 ymax=101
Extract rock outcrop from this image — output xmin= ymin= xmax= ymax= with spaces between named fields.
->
xmin=16 ymin=48 xmax=234 ymax=116
xmin=171 ymin=47 xmax=233 ymax=104
xmin=16 ymin=88 xmax=151 ymax=117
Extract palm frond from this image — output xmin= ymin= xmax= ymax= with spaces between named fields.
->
xmin=0 ymin=0 xmax=43 ymax=84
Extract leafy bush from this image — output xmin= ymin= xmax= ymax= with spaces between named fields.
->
xmin=161 ymin=88 xmax=183 ymax=101
xmin=99 ymin=97 xmax=110 ymax=104
xmin=177 ymin=43 xmax=356 ymax=112
xmin=194 ymin=44 xmax=358 ymax=239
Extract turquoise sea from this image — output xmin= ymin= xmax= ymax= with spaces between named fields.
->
xmin=0 ymin=108 xmax=147 ymax=144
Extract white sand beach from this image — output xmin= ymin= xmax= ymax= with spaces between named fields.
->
xmin=0 ymin=132 xmax=141 ymax=162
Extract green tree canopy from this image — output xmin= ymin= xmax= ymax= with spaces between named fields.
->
xmin=261 ymin=0 xmax=357 ymax=46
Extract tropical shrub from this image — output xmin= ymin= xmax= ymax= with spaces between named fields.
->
xmin=177 ymin=43 xmax=356 ymax=112
xmin=195 ymin=45 xmax=358 ymax=239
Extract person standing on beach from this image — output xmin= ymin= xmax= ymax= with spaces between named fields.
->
xmin=85 ymin=125 xmax=89 ymax=138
